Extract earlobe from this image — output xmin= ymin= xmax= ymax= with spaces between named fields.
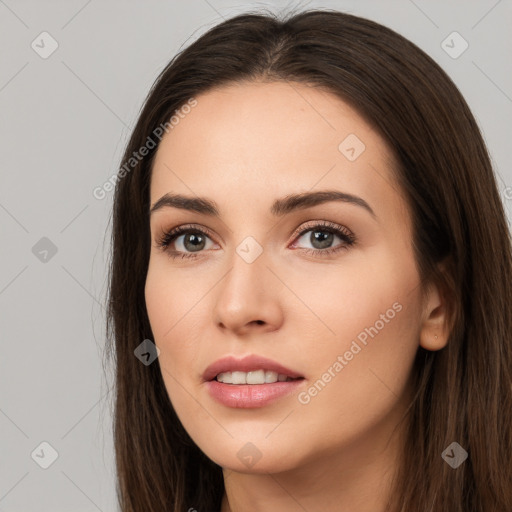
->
xmin=420 ymin=328 xmax=448 ymax=351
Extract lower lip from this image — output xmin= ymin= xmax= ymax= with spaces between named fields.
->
xmin=205 ymin=379 xmax=305 ymax=408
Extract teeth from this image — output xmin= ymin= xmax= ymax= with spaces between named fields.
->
xmin=216 ymin=370 xmax=297 ymax=384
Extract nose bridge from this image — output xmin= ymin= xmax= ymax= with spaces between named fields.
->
xmin=219 ymin=239 xmax=270 ymax=308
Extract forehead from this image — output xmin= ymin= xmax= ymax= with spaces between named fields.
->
xmin=150 ymin=81 xmax=405 ymax=220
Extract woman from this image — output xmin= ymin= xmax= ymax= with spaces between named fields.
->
xmin=105 ymin=8 xmax=512 ymax=512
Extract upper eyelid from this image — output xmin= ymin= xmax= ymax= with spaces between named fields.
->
xmin=295 ymin=220 xmax=352 ymax=235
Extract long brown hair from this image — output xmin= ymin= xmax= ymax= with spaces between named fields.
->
xmin=105 ymin=8 xmax=512 ymax=511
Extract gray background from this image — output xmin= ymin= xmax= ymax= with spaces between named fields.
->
xmin=0 ymin=1 xmax=510 ymax=510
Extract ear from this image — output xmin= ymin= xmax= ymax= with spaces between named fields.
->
xmin=419 ymin=267 xmax=451 ymax=351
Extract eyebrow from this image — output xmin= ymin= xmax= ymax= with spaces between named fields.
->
xmin=149 ymin=190 xmax=376 ymax=219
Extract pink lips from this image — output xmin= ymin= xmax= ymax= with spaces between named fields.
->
xmin=202 ymin=355 xmax=305 ymax=409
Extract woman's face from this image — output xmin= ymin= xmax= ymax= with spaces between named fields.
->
xmin=145 ymin=81 xmax=428 ymax=473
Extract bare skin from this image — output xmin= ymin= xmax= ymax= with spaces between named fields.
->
xmin=145 ymin=81 xmax=449 ymax=512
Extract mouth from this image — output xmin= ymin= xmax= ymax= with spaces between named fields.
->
xmin=213 ymin=370 xmax=304 ymax=384
xmin=202 ymin=354 xmax=305 ymax=408
xmin=202 ymin=354 xmax=304 ymax=383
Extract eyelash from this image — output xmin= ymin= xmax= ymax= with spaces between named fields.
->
xmin=155 ymin=221 xmax=356 ymax=260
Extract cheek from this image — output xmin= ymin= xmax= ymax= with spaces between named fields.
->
xmin=287 ymin=244 xmax=420 ymax=347
xmin=144 ymin=257 xmax=220 ymax=387
xmin=144 ymin=256 xmax=204 ymax=340
xmin=288 ymin=247 xmax=422 ymax=411
xmin=297 ymin=303 xmax=419 ymax=452
xmin=144 ymin=265 xmax=203 ymax=420
xmin=144 ymin=260 xmax=196 ymax=371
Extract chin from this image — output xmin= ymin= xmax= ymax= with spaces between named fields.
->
xmin=191 ymin=432 xmax=305 ymax=474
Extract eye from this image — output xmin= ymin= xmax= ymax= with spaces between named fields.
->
xmin=290 ymin=220 xmax=356 ymax=257
xmin=155 ymin=220 xmax=356 ymax=260
xmin=155 ymin=224 xmax=218 ymax=260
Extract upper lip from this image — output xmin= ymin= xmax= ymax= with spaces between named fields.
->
xmin=202 ymin=355 xmax=304 ymax=382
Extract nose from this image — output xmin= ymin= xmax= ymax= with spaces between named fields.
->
xmin=213 ymin=249 xmax=284 ymax=336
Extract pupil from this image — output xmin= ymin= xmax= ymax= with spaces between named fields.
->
xmin=312 ymin=231 xmax=332 ymax=249
xmin=184 ymin=233 xmax=205 ymax=252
